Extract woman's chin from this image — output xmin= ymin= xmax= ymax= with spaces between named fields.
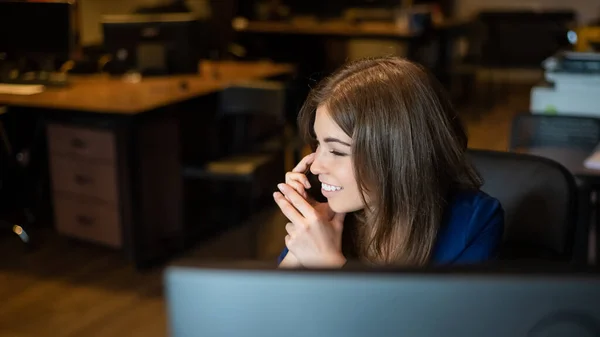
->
xmin=326 ymin=200 xmax=343 ymax=214
xmin=327 ymin=199 xmax=363 ymax=214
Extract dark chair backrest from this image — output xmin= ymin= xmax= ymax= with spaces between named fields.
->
xmin=218 ymin=81 xmax=286 ymax=154
xmin=219 ymin=81 xmax=286 ymax=119
xmin=510 ymin=113 xmax=600 ymax=152
xmin=468 ymin=149 xmax=578 ymax=261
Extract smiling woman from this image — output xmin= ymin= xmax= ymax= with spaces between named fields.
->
xmin=273 ymin=56 xmax=504 ymax=268
xmin=309 ymin=107 xmax=364 ymax=214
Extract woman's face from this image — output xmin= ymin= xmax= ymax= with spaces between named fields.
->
xmin=310 ymin=106 xmax=365 ymax=214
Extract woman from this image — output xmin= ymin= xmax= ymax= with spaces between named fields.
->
xmin=273 ymin=56 xmax=504 ymax=268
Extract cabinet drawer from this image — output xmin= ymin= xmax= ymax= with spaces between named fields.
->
xmin=54 ymin=197 xmax=122 ymax=248
xmin=47 ymin=124 xmax=116 ymax=162
xmin=50 ymin=156 xmax=118 ymax=203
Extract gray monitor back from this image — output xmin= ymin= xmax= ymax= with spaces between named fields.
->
xmin=164 ymin=265 xmax=600 ymax=337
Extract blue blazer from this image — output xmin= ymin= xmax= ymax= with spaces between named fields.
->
xmin=277 ymin=190 xmax=504 ymax=265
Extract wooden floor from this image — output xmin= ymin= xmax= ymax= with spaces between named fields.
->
xmin=0 ymin=86 xmax=529 ymax=337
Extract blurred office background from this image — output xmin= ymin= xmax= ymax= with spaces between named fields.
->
xmin=1 ymin=0 xmax=600 ymax=336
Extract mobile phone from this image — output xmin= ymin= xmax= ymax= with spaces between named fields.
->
xmin=305 ymin=170 xmax=327 ymax=203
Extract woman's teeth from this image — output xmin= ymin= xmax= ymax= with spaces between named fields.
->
xmin=322 ymin=183 xmax=342 ymax=192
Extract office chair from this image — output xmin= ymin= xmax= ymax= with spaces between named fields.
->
xmin=509 ymin=113 xmax=600 ymax=264
xmin=183 ymin=81 xmax=288 ymax=230
xmin=468 ymin=149 xmax=579 ymax=262
xmin=216 ymin=81 xmax=286 ymax=155
xmin=0 ymin=106 xmax=33 ymax=245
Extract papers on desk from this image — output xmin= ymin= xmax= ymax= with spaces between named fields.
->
xmin=0 ymin=84 xmax=45 ymax=95
xmin=583 ymin=144 xmax=600 ymax=170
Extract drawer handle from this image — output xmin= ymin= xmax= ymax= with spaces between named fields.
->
xmin=76 ymin=215 xmax=95 ymax=226
xmin=70 ymin=138 xmax=87 ymax=149
xmin=74 ymin=174 xmax=93 ymax=185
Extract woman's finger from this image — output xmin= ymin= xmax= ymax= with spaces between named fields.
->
xmin=277 ymin=184 xmax=317 ymax=221
xmin=287 ymin=180 xmax=308 ymax=199
xmin=285 ymin=172 xmax=311 ymax=189
xmin=273 ymin=191 xmax=306 ymax=225
xmin=285 ymin=222 xmax=295 ymax=235
xmin=292 ymin=153 xmax=316 ymax=173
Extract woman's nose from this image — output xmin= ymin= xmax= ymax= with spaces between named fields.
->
xmin=310 ymin=151 xmax=325 ymax=175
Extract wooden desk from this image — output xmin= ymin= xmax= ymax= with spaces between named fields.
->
xmin=0 ymin=61 xmax=295 ymax=268
xmin=233 ymin=18 xmax=468 ymax=88
xmin=0 ymin=61 xmax=295 ymax=114
xmin=232 ymin=18 xmax=466 ymax=39
xmin=234 ymin=19 xmax=417 ymax=39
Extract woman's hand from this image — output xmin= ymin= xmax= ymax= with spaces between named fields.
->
xmin=278 ymin=153 xmax=315 ymax=268
xmin=285 ymin=153 xmax=334 ymax=219
xmin=274 ymin=183 xmax=346 ymax=268
xmin=278 ymin=153 xmax=335 ymax=268
xmin=284 ymin=153 xmax=315 ymax=201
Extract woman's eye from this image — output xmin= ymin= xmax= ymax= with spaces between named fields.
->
xmin=330 ymin=150 xmax=347 ymax=157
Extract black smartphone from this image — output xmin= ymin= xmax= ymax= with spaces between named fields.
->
xmin=305 ymin=170 xmax=327 ymax=203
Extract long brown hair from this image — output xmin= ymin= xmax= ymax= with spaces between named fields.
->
xmin=298 ymin=56 xmax=482 ymax=265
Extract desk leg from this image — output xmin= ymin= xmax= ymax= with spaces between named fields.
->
xmin=125 ymin=117 xmax=184 ymax=269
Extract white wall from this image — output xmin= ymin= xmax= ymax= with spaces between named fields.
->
xmin=454 ymin=0 xmax=600 ymax=24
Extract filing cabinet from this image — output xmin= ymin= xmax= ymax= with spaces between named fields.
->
xmin=45 ymin=118 xmax=183 ymax=267
xmin=53 ymin=197 xmax=122 ymax=248
xmin=47 ymin=123 xmax=122 ymax=248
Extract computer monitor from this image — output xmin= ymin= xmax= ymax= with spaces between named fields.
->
xmin=0 ymin=1 xmax=73 ymax=58
xmin=164 ymin=262 xmax=600 ymax=337
xmin=102 ymin=13 xmax=210 ymax=76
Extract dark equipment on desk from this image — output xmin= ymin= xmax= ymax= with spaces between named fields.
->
xmin=543 ymin=51 xmax=600 ymax=74
xmin=285 ymin=0 xmax=348 ymax=20
xmin=102 ymin=13 xmax=210 ymax=76
xmin=165 ymin=262 xmax=600 ymax=337
xmin=134 ymin=0 xmax=191 ymax=14
xmin=0 ymin=1 xmax=74 ymax=86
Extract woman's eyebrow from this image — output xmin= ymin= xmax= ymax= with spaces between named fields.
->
xmin=324 ymin=137 xmax=351 ymax=147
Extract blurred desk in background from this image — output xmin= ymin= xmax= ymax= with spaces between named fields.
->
xmin=232 ymin=18 xmax=469 ymax=88
xmin=0 ymin=61 xmax=295 ymax=114
xmin=0 ymin=61 xmax=295 ymax=268
xmin=234 ymin=19 xmax=419 ymax=39
xmin=233 ymin=18 xmax=467 ymax=39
